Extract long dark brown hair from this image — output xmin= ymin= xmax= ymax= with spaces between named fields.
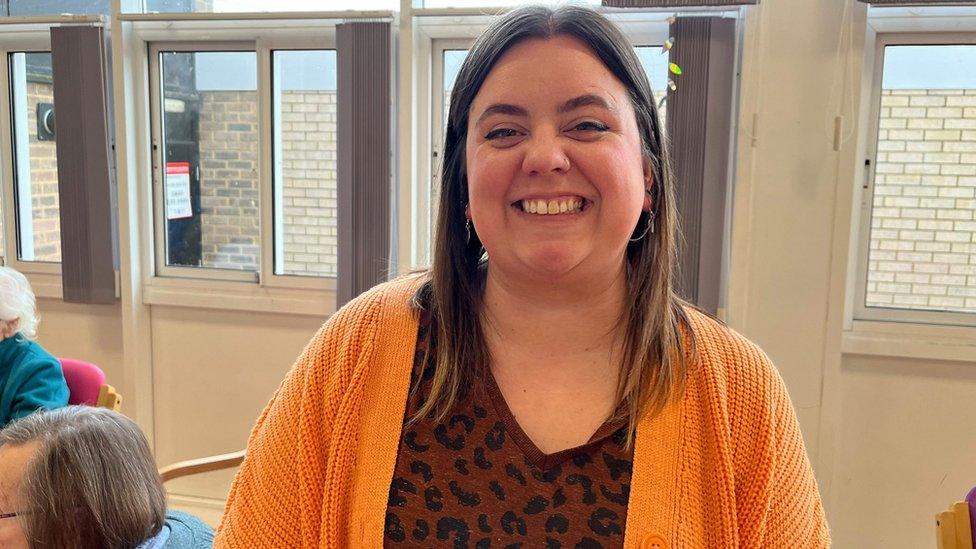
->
xmin=0 ymin=407 xmax=167 ymax=549
xmin=412 ymin=5 xmax=695 ymax=445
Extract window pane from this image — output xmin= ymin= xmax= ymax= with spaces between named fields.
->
xmin=10 ymin=52 xmax=61 ymax=263
xmin=866 ymin=45 xmax=976 ymax=314
xmin=4 ymin=0 xmax=109 ymax=16
xmin=423 ymin=0 xmax=599 ymax=8
xmin=160 ymin=51 xmax=259 ymax=271
xmin=272 ymin=50 xmax=338 ymax=277
xmin=138 ymin=0 xmax=398 ymax=12
xmin=635 ymin=45 xmax=671 ymax=123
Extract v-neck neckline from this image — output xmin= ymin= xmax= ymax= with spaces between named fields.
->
xmin=483 ymin=366 xmax=626 ymax=471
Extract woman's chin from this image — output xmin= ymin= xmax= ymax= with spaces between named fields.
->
xmin=517 ymin=247 xmax=589 ymax=279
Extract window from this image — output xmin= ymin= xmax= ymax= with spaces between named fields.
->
xmin=2 ymin=0 xmax=109 ymax=16
xmin=858 ymin=39 xmax=976 ymax=324
xmin=272 ymin=49 xmax=338 ymax=277
xmin=9 ymin=52 xmax=61 ymax=263
xmin=154 ymin=50 xmax=260 ymax=276
xmin=136 ymin=0 xmax=398 ymax=12
xmin=420 ymin=0 xmax=599 ymax=8
xmin=148 ymin=38 xmax=338 ymax=287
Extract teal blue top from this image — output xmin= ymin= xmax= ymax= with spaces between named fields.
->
xmin=136 ymin=511 xmax=215 ymax=549
xmin=0 ymin=335 xmax=69 ymax=427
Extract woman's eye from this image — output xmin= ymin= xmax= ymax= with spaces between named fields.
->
xmin=485 ymin=128 xmax=519 ymax=140
xmin=571 ymin=121 xmax=608 ymax=132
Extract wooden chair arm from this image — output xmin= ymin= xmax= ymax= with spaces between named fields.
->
xmin=158 ymin=450 xmax=246 ymax=483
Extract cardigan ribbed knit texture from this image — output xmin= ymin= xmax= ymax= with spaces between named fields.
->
xmin=214 ymin=277 xmax=829 ymax=548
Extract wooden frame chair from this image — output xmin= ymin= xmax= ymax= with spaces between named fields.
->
xmin=158 ymin=450 xmax=246 ymax=483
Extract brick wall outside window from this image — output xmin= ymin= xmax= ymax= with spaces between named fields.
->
xmin=868 ymin=89 xmax=976 ymax=313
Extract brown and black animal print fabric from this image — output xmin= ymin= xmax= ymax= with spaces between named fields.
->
xmin=384 ymin=312 xmax=635 ymax=549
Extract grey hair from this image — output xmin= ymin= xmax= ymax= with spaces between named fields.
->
xmin=0 ymin=407 xmax=167 ymax=549
xmin=0 ymin=266 xmax=39 ymax=339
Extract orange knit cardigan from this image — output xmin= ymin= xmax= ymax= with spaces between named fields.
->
xmin=214 ymin=278 xmax=829 ymax=548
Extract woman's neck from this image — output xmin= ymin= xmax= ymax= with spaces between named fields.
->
xmin=481 ymin=262 xmax=629 ymax=366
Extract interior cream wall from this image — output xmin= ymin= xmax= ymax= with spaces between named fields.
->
xmin=830 ymin=354 xmax=976 ymax=547
xmin=732 ymin=2 xmax=976 ymax=548
xmin=34 ymin=299 xmax=124 ymax=388
xmin=150 ymin=305 xmax=324 ymax=522
xmin=728 ymin=0 xmax=851 ymax=460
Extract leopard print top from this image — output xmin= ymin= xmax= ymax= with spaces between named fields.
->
xmin=384 ymin=312 xmax=635 ymax=549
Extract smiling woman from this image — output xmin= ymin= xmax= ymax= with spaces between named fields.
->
xmin=214 ymin=6 xmax=830 ymax=548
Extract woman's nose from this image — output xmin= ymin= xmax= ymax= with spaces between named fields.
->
xmin=520 ymin=133 xmax=571 ymax=176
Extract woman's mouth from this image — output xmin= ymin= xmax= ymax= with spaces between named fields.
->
xmin=517 ymin=197 xmax=585 ymax=215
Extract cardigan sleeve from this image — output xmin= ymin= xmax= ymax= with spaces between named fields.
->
xmin=761 ymin=367 xmax=831 ymax=548
xmin=4 ymin=346 xmax=69 ymax=424
xmin=214 ymin=295 xmax=375 ymax=548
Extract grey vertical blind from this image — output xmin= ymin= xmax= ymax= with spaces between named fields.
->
xmin=50 ymin=25 xmax=116 ymax=304
xmin=603 ymin=0 xmax=757 ymax=7
xmin=336 ymin=22 xmax=392 ymax=308
xmin=666 ymin=17 xmax=737 ymax=315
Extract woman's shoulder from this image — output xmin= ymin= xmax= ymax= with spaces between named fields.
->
xmin=680 ymin=306 xmax=788 ymax=411
xmin=292 ymin=275 xmax=424 ymax=389
xmin=323 ymin=275 xmax=423 ymax=331
xmin=161 ymin=510 xmax=215 ymax=548
xmin=0 ymin=336 xmax=59 ymax=369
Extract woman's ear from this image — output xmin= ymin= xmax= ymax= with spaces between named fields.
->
xmin=642 ymin=157 xmax=654 ymax=212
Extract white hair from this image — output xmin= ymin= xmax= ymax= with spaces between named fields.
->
xmin=0 ymin=266 xmax=39 ymax=339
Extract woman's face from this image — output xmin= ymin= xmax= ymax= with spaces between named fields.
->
xmin=0 ymin=443 xmax=37 ymax=549
xmin=0 ymin=319 xmax=18 ymax=340
xmin=465 ymin=35 xmax=650 ymax=283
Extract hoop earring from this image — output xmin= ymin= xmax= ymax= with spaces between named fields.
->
xmin=465 ymin=218 xmax=472 ymax=244
xmin=629 ymin=210 xmax=656 ymax=242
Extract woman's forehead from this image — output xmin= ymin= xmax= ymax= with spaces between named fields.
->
xmin=0 ymin=443 xmax=39 ymax=502
xmin=472 ymin=35 xmax=630 ymax=114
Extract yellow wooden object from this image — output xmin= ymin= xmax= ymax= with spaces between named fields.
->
xmin=936 ymin=501 xmax=973 ymax=549
xmin=95 ymin=384 xmax=123 ymax=411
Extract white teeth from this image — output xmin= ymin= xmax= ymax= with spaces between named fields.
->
xmin=520 ymin=198 xmax=584 ymax=215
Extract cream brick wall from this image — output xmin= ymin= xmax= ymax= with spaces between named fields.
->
xmin=197 ymin=91 xmax=261 ymax=271
xmin=867 ymin=89 xmax=976 ymax=313
xmin=278 ymin=91 xmax=337 ymax=277
xmin=195 ymin=89 xmax=337 ymax=275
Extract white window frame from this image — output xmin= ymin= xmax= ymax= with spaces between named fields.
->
xmin=148 ymin=41 xmax=258 ymax=283
xmin=414 ymin=9 xmax=698 ymax=267
xmin=0 ymin=23 xmax=74 ymax=299
xmin=124 ymin=14 xmax=357 ymax=313
xmin=853 ymin=31 xmax=976 ymax=328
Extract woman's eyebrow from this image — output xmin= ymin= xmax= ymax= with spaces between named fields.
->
xmin=475 ymin=103 xmax=528 ymax=125
xmin=558 ymin=94 xmax=615 ymax=114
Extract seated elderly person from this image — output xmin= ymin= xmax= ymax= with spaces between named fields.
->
xmin=0 ymin=406 xmax=214 ymax=548
xmin=0 ymin=267 xmax=68 ymax=427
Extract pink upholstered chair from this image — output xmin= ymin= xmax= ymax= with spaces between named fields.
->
xmin=59 ymin=358 xmax=122 ymax=411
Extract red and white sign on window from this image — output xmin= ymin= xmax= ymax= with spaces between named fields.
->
xmin=165 ymin=162 xmax=192 ymax=220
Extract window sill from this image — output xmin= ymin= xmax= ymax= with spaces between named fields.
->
xmin=842 ymin=320 xmax=976 ymax=363
xmin=143 ymin=277 xmax=336 ymax=317
xmin=23 ymin=271 xmax=63 ymax=300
